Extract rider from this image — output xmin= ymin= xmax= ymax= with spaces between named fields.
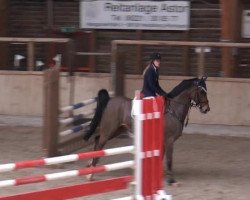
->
xmin=141 ymin=52 xmax=170 ymax=98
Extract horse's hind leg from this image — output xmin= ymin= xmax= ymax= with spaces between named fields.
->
xmin=89 ymin=135 xmax=107 ymax=167
xmin=87 ymin=135 xmax=100 ymax=167
xmin=86 ymin=135 xmax=108 ymax=181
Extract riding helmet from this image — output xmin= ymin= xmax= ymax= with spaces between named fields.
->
xmin=150 ymin=52 xmax=161 ymax=61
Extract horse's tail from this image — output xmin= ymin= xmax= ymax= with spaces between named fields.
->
xmin=83 ymin=89 xmax=110 ymax=141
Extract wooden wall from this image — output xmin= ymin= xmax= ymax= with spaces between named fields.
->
xmin=5 ymin=0 xmax=250 ymax=77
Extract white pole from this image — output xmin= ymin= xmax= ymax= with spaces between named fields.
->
xmin=133 ymin=99 xmax=144 ymax=200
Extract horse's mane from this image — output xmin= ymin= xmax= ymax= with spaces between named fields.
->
xmin=168 ymin=78 xmax=199 ymax=98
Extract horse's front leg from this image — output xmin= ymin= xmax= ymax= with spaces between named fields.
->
xmin=166 ymin=140 xmax=176 ymax=185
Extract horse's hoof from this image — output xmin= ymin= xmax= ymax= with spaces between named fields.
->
xmin=167 ymin=177 xmax=176 ymax=185
xmin=86 ymin=174 xmax=94 ymax=181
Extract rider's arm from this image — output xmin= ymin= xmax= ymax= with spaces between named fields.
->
xmin=155 ymin=77 xmax=172 ymax=98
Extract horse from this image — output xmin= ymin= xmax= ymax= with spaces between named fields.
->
xmin=83 ymin=76 xmax=210 ymax=184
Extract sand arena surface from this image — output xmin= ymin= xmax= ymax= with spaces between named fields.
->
xmin=0 ymin=124 xmax=249 ymax=200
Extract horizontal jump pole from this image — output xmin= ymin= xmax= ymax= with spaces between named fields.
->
xmin=60 ymin=98 xmax=97 ymax=113
xmin=60 ymin=91 xmax=114 ymax=113
xmin=0 ymin=161 xmax=134 ymax=188
xmin=59 ymin=121 xmax=90 ymax=136
xmin=111 ymin=196 xmax=133 ymax=200
xmin=0 ymin=176 xmax=132 ymax=200
xmin=59 ymin=110 xmax=94 ymax=125
xmin=0 ymin=146 xmax=134 ymax=173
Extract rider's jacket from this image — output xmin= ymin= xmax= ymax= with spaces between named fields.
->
xmin=142 ymin=63 xmax=168 ymax=98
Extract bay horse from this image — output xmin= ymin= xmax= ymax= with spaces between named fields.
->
xmin=83 ymin=77 xmax=210 ymax=184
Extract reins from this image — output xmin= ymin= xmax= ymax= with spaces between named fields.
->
xmin=166 ymin=98 xmax=193 ymax=127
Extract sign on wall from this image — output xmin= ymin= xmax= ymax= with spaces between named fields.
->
xmin=242 ymin=10 xmax=250 ymax=38
xmin=80 ymin=0 xmax=190 ymax=30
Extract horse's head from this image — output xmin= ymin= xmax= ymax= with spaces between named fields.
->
xmin=191 ymin=76 xmax=210 ymax=114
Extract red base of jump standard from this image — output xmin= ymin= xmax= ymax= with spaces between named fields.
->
xmin=0 ymin=176 xmax=132 ymax=200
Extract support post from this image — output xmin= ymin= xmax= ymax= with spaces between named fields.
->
xmin=136 ymin=30 xmax=142 ymax=74
xmin=195 ymin=47 xmax=211 ymax=77
xmin=220 ymin=0 xmax=242 ymax=77
xmin=27 ymin=42 xmax=35 ymax=71
xmin=46 ymin=0 xmax=54 ymax=29
xmin=183 ymin=31 xmax=190 ymax=76
xmin=0 ymin=0 xmax=8 ymax=70
xmin=111 ymin=41 xmax=117 ymax=95
xmin=43 ymin=67 xmax=60 ymax=157
xmin=111 ymin=42 xmax=125 ymax=96
xmin=89 ymin=30 xmax=96 ymax=72
xmin=116 ymin=52 xmax=125 ymax=96
xmin=65 ymin=39 xmax=75 ymax=109
xmin=198 ymin=48 xmax=205 ymax=77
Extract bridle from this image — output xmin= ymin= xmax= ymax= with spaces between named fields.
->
xmin=191 ymin=85 xmax=209 ymax=109
xmin=165 ymin=83 xmax=209 ymax=126
xmin=185 ymin=84 xmax=210 ymax=126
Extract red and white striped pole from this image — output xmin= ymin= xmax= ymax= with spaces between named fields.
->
xmin=133 ymin=95 xmax=171 ymax=200
xmin=0 ymin=161 xmax=134 ymax=188
xmin=0 ymin=146 xmax=134 ymax=173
